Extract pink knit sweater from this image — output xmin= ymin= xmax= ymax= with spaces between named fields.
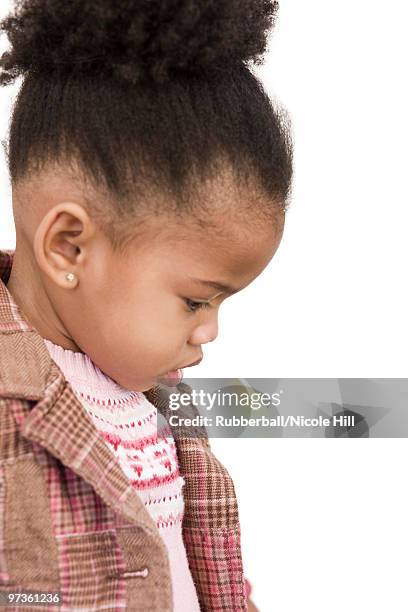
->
xmin=43 ymin=339 xmax=201 ymax=612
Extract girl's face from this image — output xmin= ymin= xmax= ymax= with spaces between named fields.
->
xmin=11 ymin=174 xmax=284 ymax=392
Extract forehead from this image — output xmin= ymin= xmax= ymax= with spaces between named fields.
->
xmin=130 ymin=212 xmax=284 ymax=292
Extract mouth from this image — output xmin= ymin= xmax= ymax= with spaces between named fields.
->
xmin=157 ymin=357 xmax=203 ymax=383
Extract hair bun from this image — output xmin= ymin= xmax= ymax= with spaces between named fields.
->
xmin=0 ymin=0 xmax=279 ymax=85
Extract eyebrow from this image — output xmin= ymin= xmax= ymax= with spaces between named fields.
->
xmin=187 ymin=277 xmax=238 ymax=295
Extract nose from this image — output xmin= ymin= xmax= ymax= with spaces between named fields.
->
xmin=188 ymin=314 xmax=219 ymax=346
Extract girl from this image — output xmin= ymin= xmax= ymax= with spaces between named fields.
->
xmin=0 ymin=0 xmax=293 ymax=610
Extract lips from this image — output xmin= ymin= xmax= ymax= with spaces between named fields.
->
xmin=156 ymin=369 xmax=183 ymax=387
xmin=157 ymin=357 xmax=203 ymax=387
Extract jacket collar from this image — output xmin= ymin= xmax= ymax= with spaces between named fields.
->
xmin=0 ymin=249 xmax=49 ymax=400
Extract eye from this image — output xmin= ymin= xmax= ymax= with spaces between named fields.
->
xmin=184 ymin=298 xmax=211 ymax=313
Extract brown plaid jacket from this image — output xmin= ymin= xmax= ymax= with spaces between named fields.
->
xmin=0 ymin=248 xmax=248 ymax=611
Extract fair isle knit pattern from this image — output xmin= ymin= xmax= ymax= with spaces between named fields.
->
xmin=43 ymin=338 xmax=201 ymax=612
xmin=43 ymin=339 xmax=184 ymax=528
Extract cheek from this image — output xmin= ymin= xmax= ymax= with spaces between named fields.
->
xmin=110 ymin=294 xmax=186 ymax=350
xmin=132 ymin=300 xmax=191 ymax=364
xmin=82 ymin=284 xmax=188 ymax=364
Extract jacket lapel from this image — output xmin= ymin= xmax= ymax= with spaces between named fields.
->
xmin=144 ymin=383 xmax=248 ymax=611
xmin=0 ymin=329 xmax=158 ymax=534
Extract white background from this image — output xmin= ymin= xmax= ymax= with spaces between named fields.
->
xmin=1 ymin=1 xmax=408 ymax=610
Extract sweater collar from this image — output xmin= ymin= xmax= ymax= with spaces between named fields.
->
xmin=43 ymin=339 xmax=139 ymax=403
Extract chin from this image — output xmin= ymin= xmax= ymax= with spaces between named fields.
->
xmin=111 ymin=374 xmax=151 ymax=393
xmin=138 ymin=382 xmax=157 ymax=393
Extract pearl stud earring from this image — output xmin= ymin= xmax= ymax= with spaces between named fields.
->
xmin=66 ymin=272 xmax=76 ymax=282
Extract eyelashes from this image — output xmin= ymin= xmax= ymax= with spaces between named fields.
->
xmin=184 ymin=298 xmax=211 ymax=313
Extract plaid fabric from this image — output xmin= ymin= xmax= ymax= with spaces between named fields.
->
xmin=0 ymin=248 xmax=248 ymax=611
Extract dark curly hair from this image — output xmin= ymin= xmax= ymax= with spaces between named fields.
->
xmin=0 ymin=0 xmax=293 ymax=252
